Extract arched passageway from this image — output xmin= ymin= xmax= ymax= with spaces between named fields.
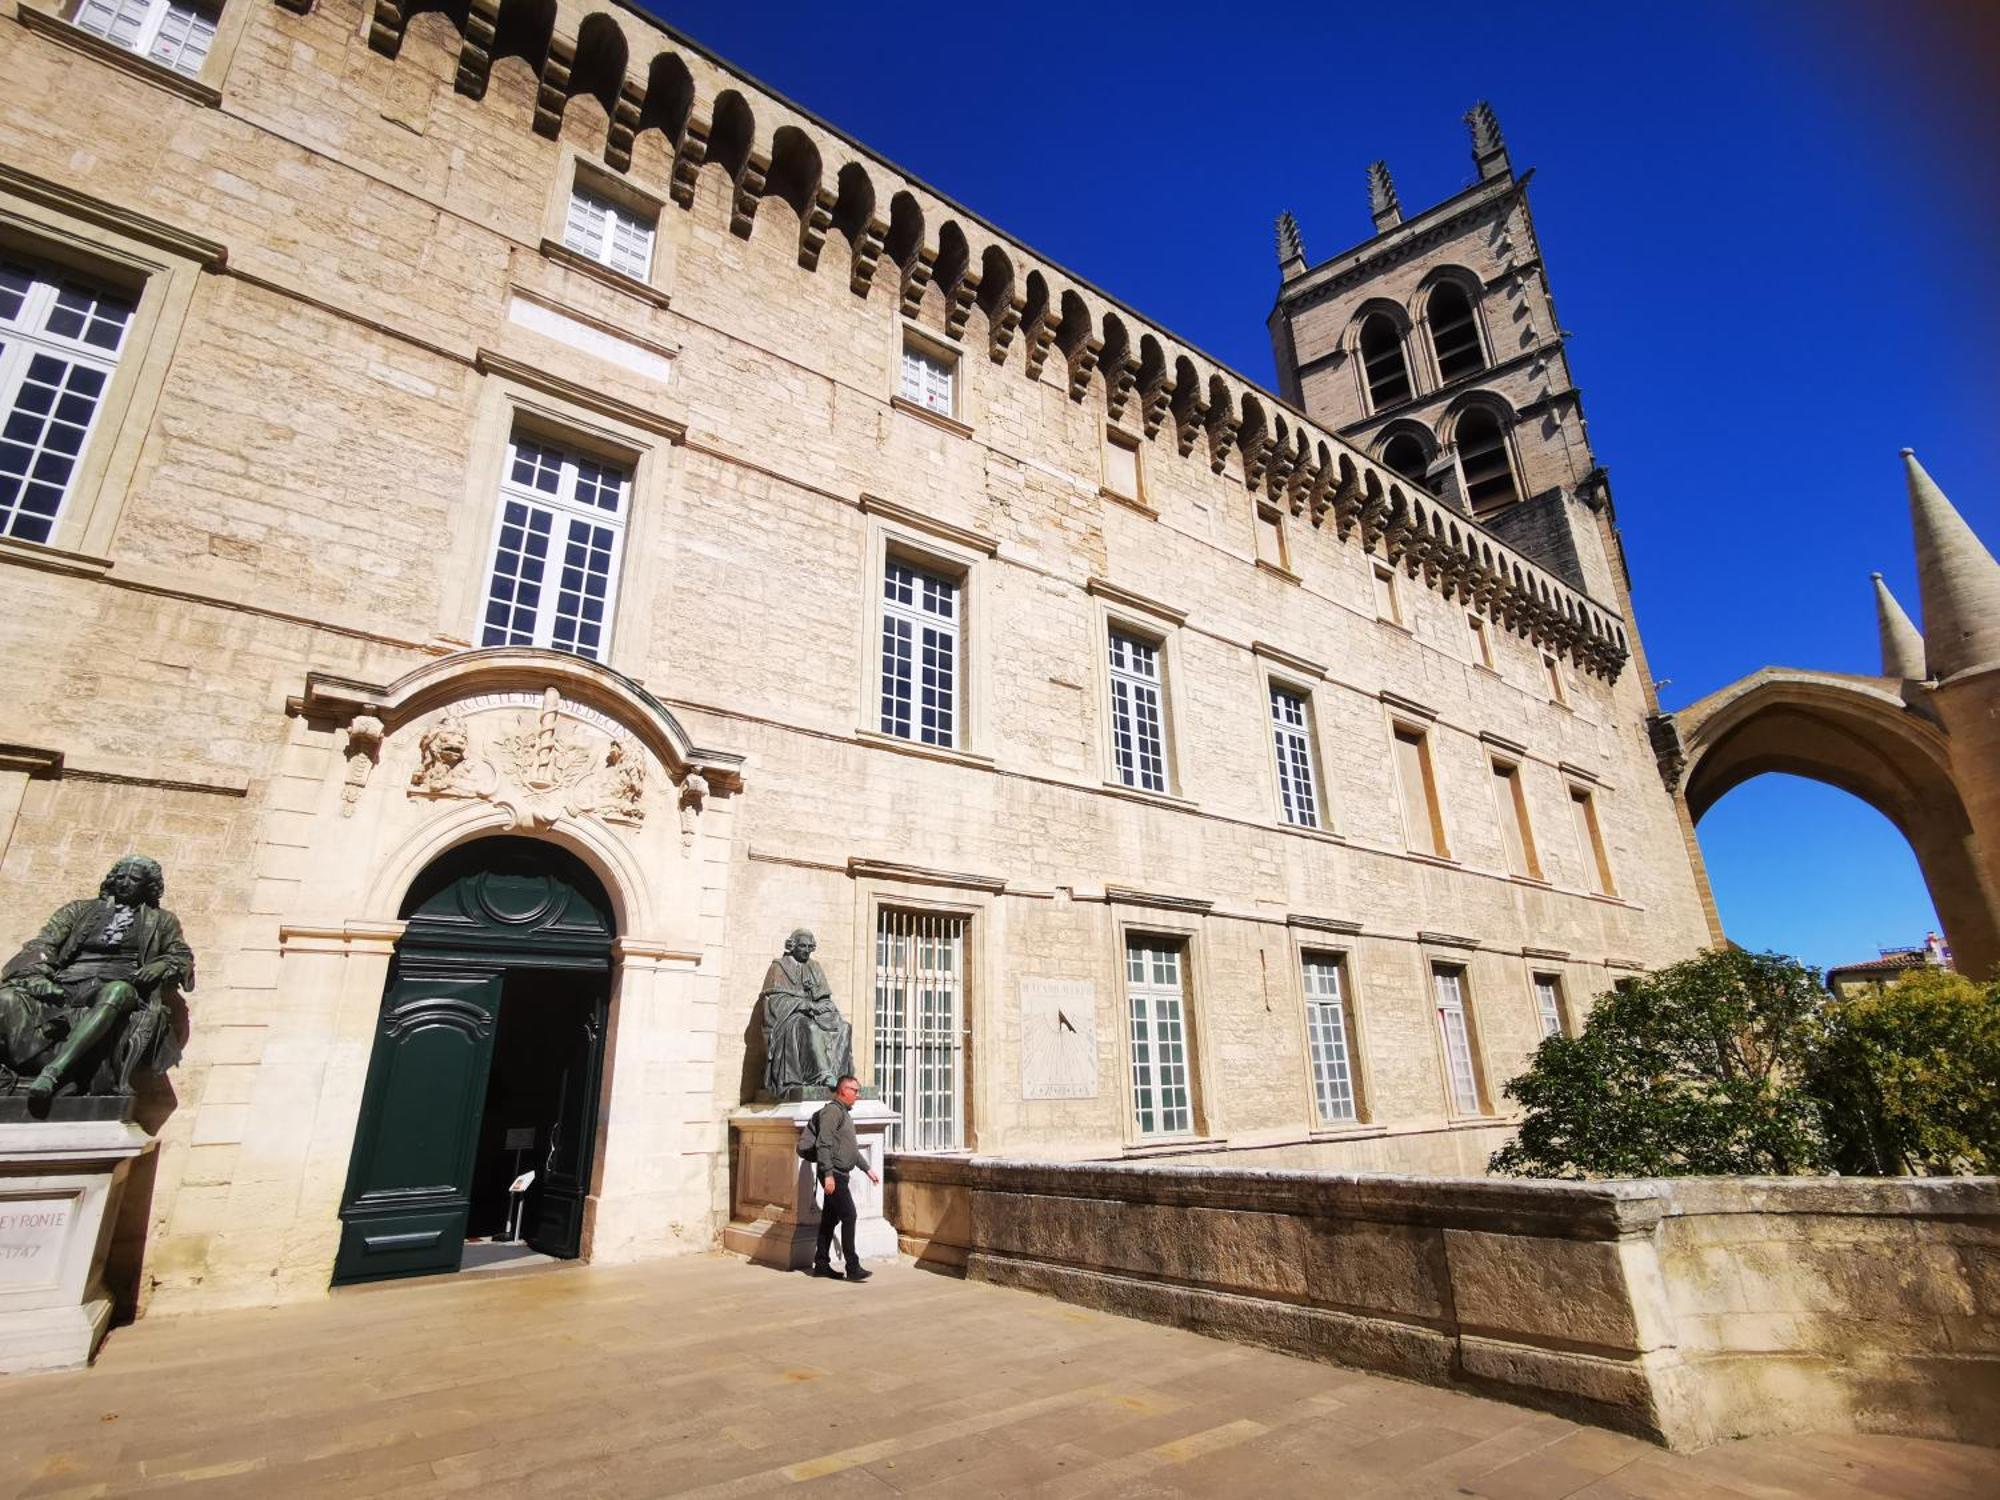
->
xmin=1674 ymin=669 xmax=1998 ymax=978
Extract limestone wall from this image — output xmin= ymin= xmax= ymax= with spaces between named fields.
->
xmin=886 ymin=1157 xmax=2000 ymax=1450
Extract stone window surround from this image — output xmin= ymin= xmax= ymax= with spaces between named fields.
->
xmin=1411 ymin=265 xmax=1495 ymax=392
xmin=1485 ymin=752 xmax=1543 ymax=883
xmin=844 ymin=872 xmax=995 ymax=1154
xmin=1422 ymin=941 xmax=1496 ymax=1121
xmin=1251 ymin=642 xmax=1342 ymax=839
xmin=1087 ymin=580 xmax=1191 ymax=804
xmin=435 ymin=372 xmax=677 ymax=683
xmin=855 ymin=495 xmax=997 ymax=765
xmin=1382 ymin=695 xmax=1453 ymax=863
xmin=1284 ymin=923 xmax=1373 ymax=1131
xmin=892 ymin=321 xmax=966 ymax=435
xmin=0 ymin=171 xmax=218 ymax=558
xmin=1566 ymin=779 xmax=1619 ymax=899
xmin=1100 ymin=422 xmax=1146 ymax=512
xmin=1109 ymin=904 xmax=1216 ymax=1148
xmin=15 ymin=0 xmax=257 ymax=108
xmin=538 ymin=147 xmax=674 ymax=308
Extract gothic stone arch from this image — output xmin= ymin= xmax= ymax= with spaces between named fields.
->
xmin=1673 ymin=668 xmax=1999 ymax=979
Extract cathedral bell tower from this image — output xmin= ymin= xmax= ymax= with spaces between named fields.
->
xmin=1267 ymin=104 xmax=1617 ymax=599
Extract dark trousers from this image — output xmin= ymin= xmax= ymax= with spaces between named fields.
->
xmin=815 ymin=1171 xmax=857 ymax=1268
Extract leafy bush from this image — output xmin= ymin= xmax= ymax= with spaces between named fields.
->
xmin=1806 ymin=966 xmax=2000 ymax=1175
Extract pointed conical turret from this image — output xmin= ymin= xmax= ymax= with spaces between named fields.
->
xmin=1275 ymin=211 xmax=1306 ymax=277
xmin=1465 ymin=101 xmax=1511 ymax=181
xmin=1871 ymin=572 xmax=1926 ymax=680
xmin=1367 ymin=162 xmax=1402 ymax=232
xmin=1904 ymin=448 xmax=2000 ymax=680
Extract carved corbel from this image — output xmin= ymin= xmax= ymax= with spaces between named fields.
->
xmin=1331 ymin=473 xmax=1363 ymax=540
xmin=798 ymin=188 xmax=837 ymax=271
xmin=1240 ymin=431 xmax=1273 ymax=491
xmin=943 ymin=269 xmax=980 ymax=340
xmin=340 ymin=715 xmax=385 ymax=818
xmin=899 ymin=246 xmax=936 ymax=318
xmin=848 ymin=216 xmax=887 ymax=296
xmin=669 ymin=118 xmax=711 ymax=209
xmin=1205 ymin=414 xmax=1239 ymax=476
xmin=1171 ymin=386 xmax=1206 ymax=458
xmin=678 ymin=770 xmax=710 ymax=854
xmin=1065 ymin=337 xmax=1102 ymax=402
xmin=454 ymin=0 xmax=498 ymax=97
xmin=1140 ymin=371 xmax=1172 ymax=439
xmin=988 ymin=293 xmax=1024 ymax=362
xmin=367 ymin=0 xmax=406 ymax=56
xmin=1023 ymin=301 xmax=1061 ymax=381
xmin=1102 ymin=354 xmax=1137 ymax=421
xmin=533 ymin=39 xmax=576 ymax=139
xmin=730 ymin=151 xmax=770 ymax=239
xmin=605 ymin=78 xmax=645 ymax=173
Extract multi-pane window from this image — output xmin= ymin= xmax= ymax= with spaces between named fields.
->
xmin=1533 ymin=973 xmax=1567 ymax=1039
xmin=873 ymin=909 xmax=967 ymax=1152
xmin=479 ymin=432 xmax=628 ymax=661
xmin=1433 ymin=965 xmax=1483 ymax=1115
xmin=1107 ymin=628 xmax=1168 ymax=794
xmin=1393 ymin=725 xmax=1447 ymax=858
xmin=880 ymin=557 xmax=959 ymax=747
xmin=899 ymin=338 xmax=954 ymax=417
xmin=1570 ymin=788 xmax=1616 ymax=896
xmin=562 ymin=186 xmax=655 ymax=281
xmin=1428 ymin=281 xmax=1486 ymax=381
xmin=1302 ymin=952 xmax=1357 ymax=1125
xmin=71 ymin=0 xmax=218 ymax=78
xmin=0 ymin=259 xmax=135 ymax=544
xmin=1490 ymin=760 xmax=1541 ymax=879
xmin=1127 ymin=938 xmax=1192 ymax=1135
xmin=1270 ymin=685 xmax=1320 ymax=829
xmin=1359 ymin=313 xmax=1412 ymax=409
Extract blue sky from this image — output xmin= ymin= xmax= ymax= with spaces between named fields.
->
xmin=658 ymin=1 xmax=1997 ymax=970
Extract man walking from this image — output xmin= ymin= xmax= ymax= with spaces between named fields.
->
xmin=812 ymin=1074 xmax=878 ymax=1281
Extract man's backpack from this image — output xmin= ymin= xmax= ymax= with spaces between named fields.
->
xmin=795 ymin=1107 xmax=823 ymax=1161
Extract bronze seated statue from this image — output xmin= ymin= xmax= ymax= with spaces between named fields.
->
xmin=0 ymin=855 xmax=194 ymax=1113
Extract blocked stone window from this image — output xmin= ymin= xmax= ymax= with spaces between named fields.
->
xmin=1107 ymin=627 xmax=1170 ymax=794
xmin=1269 ymin=683 xmax=1320 ymax=829
xmin=1301 ymin=951 xmax=1360 ymax=1125
xmin=1359 ymin=313 xmax=1412 ymax=410
xmin=1570 ymin=787 xmax=1616 ymax=896
xmin=1428 ymin=281 xmax=1486 ymax=382
xmin=879 ymin=554 xmax=960 ymax=748
xmin=1467 ymin=612 xmax=1494 ymax=668
xmin=1456 ymin=406 xmax=1519 ymax=517
xmin=1254 ymin=502 xmax=1289 ymax=573
xmin=0 ymin=256 xmax=135 ymax=544
xmin=1372 ymin=563 xmax=1402 ymax=626
xmin=1103 ymin=426 xmax=1141 ymax=502
xmin=1393 ymin=724 xmax=1448 ymax=858
xmin=479 ymin=429 xmax=629 ymax=661
xmin=69 ymin=0 xmax=219 ymax=77
xmin=1490 ymin=758 xmax=1541 ymax=879
xmin=563 ymin=183 xmax=655 ymax=282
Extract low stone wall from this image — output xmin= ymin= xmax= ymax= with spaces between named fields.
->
xmin=886 ymin=1157 xmax=2000 ymax=1451
xmin=1126 ymin=1122 xmax=1517 ymax=1176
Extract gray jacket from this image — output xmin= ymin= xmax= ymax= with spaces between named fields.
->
xmin=812 ymin=1099 xmax=867 ymax=1176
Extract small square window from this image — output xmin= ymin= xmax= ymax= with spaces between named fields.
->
xmin=900 ymin=337 xmax=955 ymax=417
xmin=1104 ymin=427 xmax=1141 ymax=500
xmin=563 ymin=184 xmax=656 ymax=282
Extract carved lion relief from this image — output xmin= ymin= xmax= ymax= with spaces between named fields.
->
xmin=403 ymin=687 xmax=655 ymax=830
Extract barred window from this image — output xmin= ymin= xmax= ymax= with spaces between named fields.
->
xmin=880 ymin=557 xmax=959 ymax=747
xmin=873 ymin=909 xmax=967 ymax=1152
xmin=0 ymin=258 xmax=135 ymax=544
xmin=1107 ymin=628 xmax=1168 ymax=794
xmin=1127 ymin=938 xmax=1192 ymax=1135
xmin=899 ymin=338 xmax=954 ymax=416
xmin=479 ymin=432 xmax=628 ymax=661
xmin=70 ymin=0 xmax=218 ymax=77
xmin=563 ymin=186 xmax=655 ymax=282
xmin=1270 ymin=685 xmax=1319 ymax=829
xmin=1302 ymin=952 xmax=1357 ymax=1124
xmin=1433 ymin=965 xmax=1483 ymax=1115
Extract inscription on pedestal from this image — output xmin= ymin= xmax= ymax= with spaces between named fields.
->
xmin=0 ymin=1196 xmax=74 ymax=1287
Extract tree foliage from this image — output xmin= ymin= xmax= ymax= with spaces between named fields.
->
xmin=1806 ymin=966 xmax=2000 ymax=1175
xmin=1491 ymin=946 xmax=2000 ymax=1180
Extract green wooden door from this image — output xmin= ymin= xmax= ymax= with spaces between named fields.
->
xmin=526 ymin=983 xmax=608 ymax=1259
xmin=333 ymin=962 xmax=503 ymax=1284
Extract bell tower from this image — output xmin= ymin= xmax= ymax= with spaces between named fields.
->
xmin=1267 ymin=104 xmax=1615 ymax=598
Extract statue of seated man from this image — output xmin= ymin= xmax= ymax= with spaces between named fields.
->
xmin=759 ymin=928 xmax=853 ymax=1099
xmin=0 ymin=855 xmax=194 ymax=1110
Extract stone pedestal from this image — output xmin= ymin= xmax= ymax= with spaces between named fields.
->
xmin=0 ymin=1119 xmax=156 ymax=1374
xmin=723 ymin=1100 xmax=899 ymax=1270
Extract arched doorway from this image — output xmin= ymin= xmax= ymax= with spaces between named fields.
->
xmin=333 ymin=837 xmax=616 ymax=1285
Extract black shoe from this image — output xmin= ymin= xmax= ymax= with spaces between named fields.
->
xmin=812 ymin=1263 xmax=842 ymax=1279
xmin=845 ymin=1265 xmax=872 ymax=1282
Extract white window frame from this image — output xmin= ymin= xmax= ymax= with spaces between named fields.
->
xmin=1432 ymin=964 xmax=1484 ymax=1116
xmin=476 ymin=429 xmax=631 ymax=661
xmin=872 ymin=906 xmax=969 ymax=1152
xmin=69 ymin=0 xmax=219 ymax=78
xmin=562 ymin=182 xmax=656 ymax=283
xmin=898 ymin=332 xmax=956 ymax=418
xmin=1125 ymin=935 xmax=1194 ymax=1137
xmin=0 ymin=256 xmax=135 ymax=545
xmin=1532 ymin=972 xmax=1567 ymax=1040
xmin=1300 ymin=950 xmax=1359 ymax=1125
xmin=1107 ymin=625 xmax=1171 ymax=795
xmin=878 ymin=552 xmax=961 ymax=749
xmin=1269 ymin=681 xmax=1321 ymax=830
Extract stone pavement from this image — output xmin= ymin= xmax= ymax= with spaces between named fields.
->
xmin=2 ymin=1256 xmax=1994 ymax=1498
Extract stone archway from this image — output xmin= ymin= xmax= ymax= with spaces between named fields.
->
xmin=1671 ymin=667 xmax=1999 ymax=979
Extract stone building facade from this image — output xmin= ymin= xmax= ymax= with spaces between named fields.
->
xmin=0 ymin=0 xmax=1714 ymax=1311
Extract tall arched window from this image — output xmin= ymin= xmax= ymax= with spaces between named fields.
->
xmin=1381 ymin=431 xmax=1430 ymax=486
xmin=1359 ymin=314 xmax=1412 ymax=409
xmin=1455 ymin=406 xmax=1519 ymax=516
xmin=1428 ymin=281 xmax=1485 ymax=381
